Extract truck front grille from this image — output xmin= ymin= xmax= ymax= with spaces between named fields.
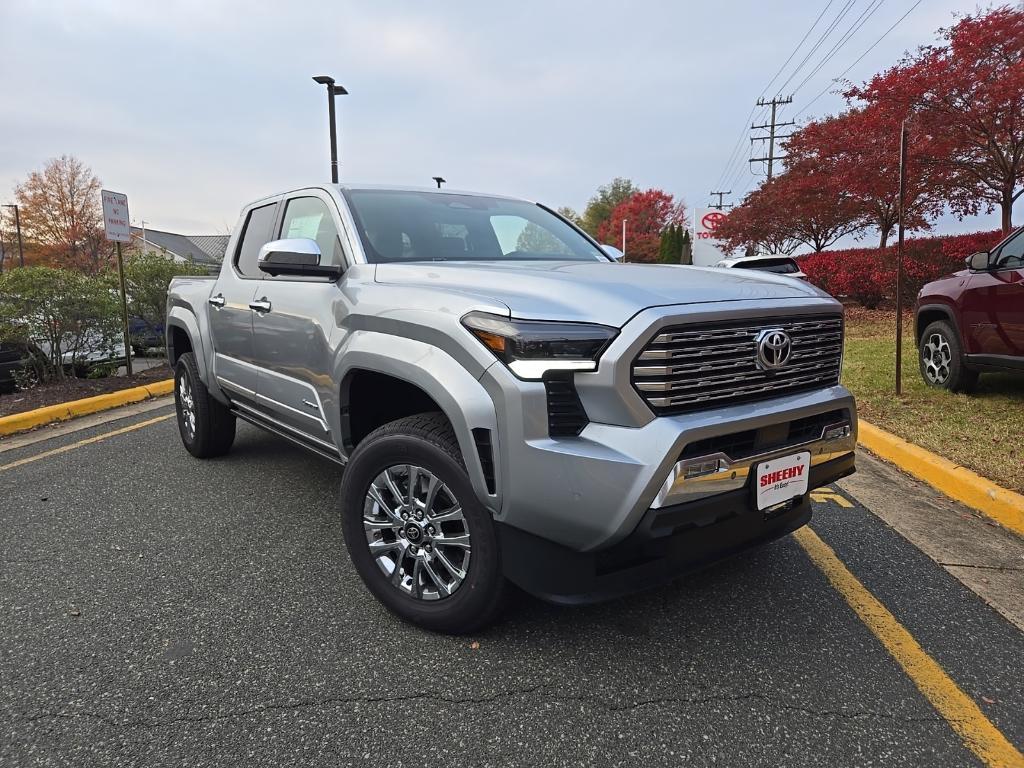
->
xmin=632 ymin=315 xmax=843 ymax=415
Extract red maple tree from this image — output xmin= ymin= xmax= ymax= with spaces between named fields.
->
xmin=850 ymin=6 xmax=1024 ymax=234
xmin=715 ymin=170 xmax=862 ymax=255
xmin=786 ymin=102 xmax=946 ymax=248
xmin=597 ymin=190 xmax=687 ymax=263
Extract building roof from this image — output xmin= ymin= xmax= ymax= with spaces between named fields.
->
xmin=130 ymin=227 xmax=229 ymax=265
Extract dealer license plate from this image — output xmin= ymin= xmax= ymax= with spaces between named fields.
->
xmin=755 ymin=452 xmax=811 ymax=511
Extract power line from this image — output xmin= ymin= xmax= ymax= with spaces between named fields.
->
xmin=759 ymin=0 xmax=838 ymax=99
xmin=775 ymin=0 xmax=858 ymax=95
xmin=713 ymin=0 xmax=840 ymax=191
xmin=709 ymin=191 xmax=733 ymax=210
xmin=796 ymin=0 xmax=925 ymax=116
xmin=790 ymin=0 xmax=889 ymax=96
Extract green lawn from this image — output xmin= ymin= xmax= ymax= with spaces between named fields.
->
xmin=842 ymin=308 xmax=1024 ymax=494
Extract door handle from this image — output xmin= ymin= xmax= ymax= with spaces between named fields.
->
xmin=208 ymin=293 xmax=225 ymax=308
xmin=249 ymin=298 xmax=272 ymax=313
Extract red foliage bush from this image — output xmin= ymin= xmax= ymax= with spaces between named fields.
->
xmin=800 ymin=229 xmax=1004 ymax=307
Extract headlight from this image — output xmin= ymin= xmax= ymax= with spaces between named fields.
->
xmin=461 ymin=311 xmax=617 ymax=380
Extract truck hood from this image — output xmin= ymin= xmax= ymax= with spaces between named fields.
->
xmin=374 ymin=260 xmax=826 ymax=326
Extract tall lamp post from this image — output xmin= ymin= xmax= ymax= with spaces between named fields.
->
xmin=2 ymin=204 xmax=24 ymax=267
xmin=312 ymin=75 xmax=348 ymax=183
xmin=432 ymin=176 xmax=446 ymax=189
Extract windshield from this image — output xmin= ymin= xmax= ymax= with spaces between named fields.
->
xmin=734 ymin=258 xmax=800 ymax=274
xmin=343 ymin=189 xmax=609 ymax=264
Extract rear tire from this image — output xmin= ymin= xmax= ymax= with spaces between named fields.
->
xmin=174 ymin=352 xmax=236 ymax=458
xmin=919 ymin=320 xmax=977 ymax=393
xmin=339 ymin=413 xmax=505 ymax=634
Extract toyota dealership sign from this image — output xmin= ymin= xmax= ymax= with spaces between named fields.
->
xmin=692 ymin=207 xmax=730 ymax=266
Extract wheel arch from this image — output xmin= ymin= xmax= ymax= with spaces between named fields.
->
xmin=336 ymin=332 xmax=500 ymax=512
xmin=166 ymin=308 xmax=210 ymax=383
xmin=915 ymin=303 xmax=961 ymax=349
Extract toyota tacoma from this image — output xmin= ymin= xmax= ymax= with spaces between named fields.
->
xmin=166 ymin=185 xmax=857 ymax=633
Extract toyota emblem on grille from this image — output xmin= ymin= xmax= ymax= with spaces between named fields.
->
xmin=755 ymin=328 xmax=792 ymax=370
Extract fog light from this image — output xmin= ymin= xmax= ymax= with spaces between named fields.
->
xmin=684 ymin=458 xmax=726 ymax=479
xmin=823 ymin=424 xmax=852 ymax=441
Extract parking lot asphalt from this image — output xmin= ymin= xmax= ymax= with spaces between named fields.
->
xmin=2 ymin=403 xmax=1022 ymax=767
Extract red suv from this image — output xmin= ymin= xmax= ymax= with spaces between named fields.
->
xmin=915 ymin=226 xmax=1024 ymax=392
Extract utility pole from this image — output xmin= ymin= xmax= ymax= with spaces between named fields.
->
xmin=709 ymin=191 xmax=732 ymax=210
xmin=3 ymin=204 xmax=24 ymax=267
xmin=750 ymin=96 xmax=794 ymax=180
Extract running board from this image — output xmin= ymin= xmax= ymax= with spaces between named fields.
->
xmin=232 ymin=409 xmax=346 ymax=467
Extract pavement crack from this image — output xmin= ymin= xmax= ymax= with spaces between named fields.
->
xmin=937 ymin=562 xmax=1024 ymax=572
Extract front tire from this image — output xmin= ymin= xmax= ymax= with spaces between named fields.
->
xmin=174 ymin=352 xmax=236 ymax=458
xmin=339 ymin=413 xmax=505 ymax=634
xmin=919 ymin=320 xmax=977 ymax=393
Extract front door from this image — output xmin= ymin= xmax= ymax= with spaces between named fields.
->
xmin=962 ymin=228 xmax=1024 ymax=359
xmin=209 ymin=201 xmax=279 ymax=406
xmin=249 ymin=194 xmax=351 ymax=452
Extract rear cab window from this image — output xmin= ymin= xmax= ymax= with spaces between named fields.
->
xmin=234 ymin=203 xmax=278 ymax=278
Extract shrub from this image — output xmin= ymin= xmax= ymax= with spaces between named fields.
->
xmin=122 ymin=253 xmax=208 ymax=347
xmin=801 ymin=229 xmax=1005 ymax=306
xmin=0 ymin=266 xmax=121 ymax=379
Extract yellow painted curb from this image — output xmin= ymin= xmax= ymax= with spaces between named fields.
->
xmin=0 ymin=378 xmax=174 ymax=437
xmin=859 ymin=420 xmax=1024 ymax=538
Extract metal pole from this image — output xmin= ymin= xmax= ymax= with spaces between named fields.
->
xmin=621 ymin=219 xmax=627 ymax=262
xmin=326 ymin=87 xmax=339 ymax=183
xmin=116 ymin=241 xmax=133 ymax=376
xmin=895 ymin=120 xmax=909 ymax=396
xmin=13 ymin=206 xmax=23 ymax=267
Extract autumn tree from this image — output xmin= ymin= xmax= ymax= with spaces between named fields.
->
xmin=597 ymin=189 xmax=686 ymax=263
xmin=851 ymin=6 xmax=1024 ymax=234
xmin=580 ymin=178 xmax=638 ymax=237
xmin=13 ymin=155 xmax=111 ymax=271
xmin=786 ymin=103 xmax=945 ymax=248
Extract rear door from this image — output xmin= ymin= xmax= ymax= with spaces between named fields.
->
xmin=248 ymin=191 xmax=351 ymax=451
xmin=208 ymin=201 xmax=278 ymax=406
xmin=962 ymin=228 xmax=1024 ymax=359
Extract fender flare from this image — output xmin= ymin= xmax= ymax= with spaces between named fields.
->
xmin=166 ymin=307 xmax=210 ymax=384
xmin=335 ymin=331 xmax=501 ymax=512
xmin=915 ymin=303 xmax=960 ymax=348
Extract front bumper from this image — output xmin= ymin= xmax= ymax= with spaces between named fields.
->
xmin=499 ymin=452 xmax=854 ymax=604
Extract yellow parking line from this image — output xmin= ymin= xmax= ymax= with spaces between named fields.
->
xmin=795 ymin=527 xmax=1024 ymax=768
xmin=810 ymin=489 xmax=853 ymax=508
xmin=0 ymin=414 xmax=174 ymax=473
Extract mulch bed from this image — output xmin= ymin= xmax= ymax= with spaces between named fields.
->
xmin=0 ymin=363 xmax=172 ymax=418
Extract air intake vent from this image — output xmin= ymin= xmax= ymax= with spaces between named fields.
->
xmin=544 ymin=374 xmax=589 ymax=437
xmin=472 ymin=428 xmax=496 ymax=494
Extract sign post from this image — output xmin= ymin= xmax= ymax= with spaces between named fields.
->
xmin=895 ymin=123 xmax=909 ymax=396
xmin=101 ymin=190 xmax=134 ymax=376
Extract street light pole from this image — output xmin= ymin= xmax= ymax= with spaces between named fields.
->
xmin=3 ymin=204 xmax=24 ymax=267
xmin=432 ymin=176 xmax=446 ymax=189
xmin=312 ymin=75 xmax=348 ymax=183
xmin=621 ymin=218 xmax=628 ymax=263
xmin=895 ymin=121 xmax=909 ymax=396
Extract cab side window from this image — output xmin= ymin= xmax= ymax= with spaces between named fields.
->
xmin=235 ymin=203 xmax=278 ymax=278
xmin=280 ymin=197 xmax=346 ymax=269
xmin=995 ymin=230 xmax=1024 ymax=270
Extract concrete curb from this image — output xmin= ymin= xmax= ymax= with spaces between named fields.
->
xmin=0 ymin=379 xmax=174 ymax=437
xmin=859 ymin=421 xmax=1024 ymax=538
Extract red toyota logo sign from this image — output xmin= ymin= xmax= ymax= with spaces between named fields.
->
xmin=701 ymin=211 xmax=726 ymax=231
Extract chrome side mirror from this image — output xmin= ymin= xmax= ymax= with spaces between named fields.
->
xmin=602 ymin=244 xmax=624 ymax=261
xmin=258 ymin=238 xmax=341 ymax=278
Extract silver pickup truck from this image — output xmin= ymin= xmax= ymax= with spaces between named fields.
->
xmin=166 ymin=184 xmax=856 ymax=633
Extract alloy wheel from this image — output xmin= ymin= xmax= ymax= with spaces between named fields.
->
xmin=922 ymin=332 xmax=952 ymax=384
xmin=178 ymin=373 xmax=197 ymax=440
xmin=362 ymin=464 xmax=471 ymax=601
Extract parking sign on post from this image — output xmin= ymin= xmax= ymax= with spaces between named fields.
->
xmin=101 ymin=190 xmax=132 ymax=242
xmin=101 ymin=189 xmax=134 ymax=374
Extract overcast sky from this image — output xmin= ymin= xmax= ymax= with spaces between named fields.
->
xmin=0 ymin=0 xmax=1018 ymax=240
